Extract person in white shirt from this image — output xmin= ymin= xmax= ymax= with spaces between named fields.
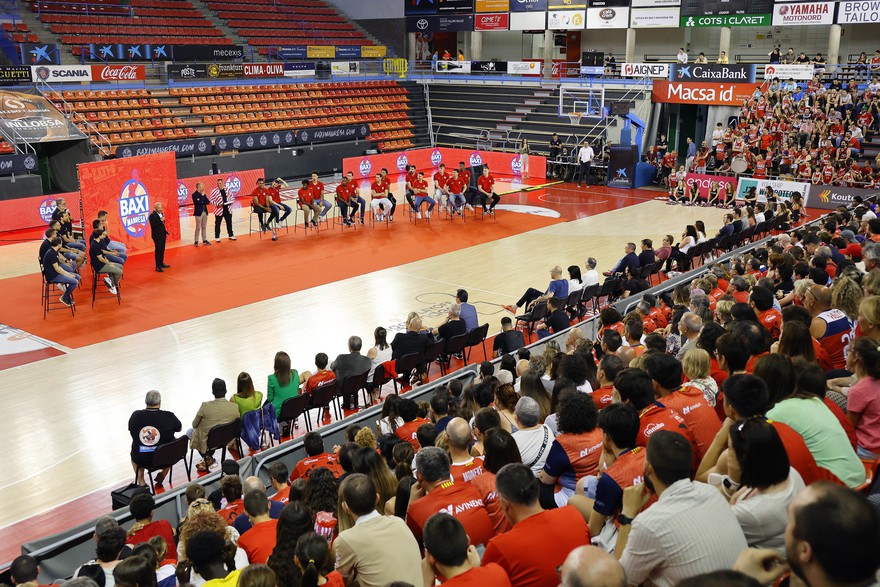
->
xmin=577 ymin=141 xmax=594 ymax=188
xmin=711 ymin=123 xmax=724 ymax=147
xmin=512 ymin=397 xmax=554 ymax=476
xmin=677 ymin=48 xmax=688 ymax=64
xmin=583 ymin=257 xmax=600 ymax=287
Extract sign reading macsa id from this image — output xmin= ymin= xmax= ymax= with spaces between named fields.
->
xmin=651 ymin=81 xmax=758 ymax=106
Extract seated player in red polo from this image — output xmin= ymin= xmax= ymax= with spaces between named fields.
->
xmin=334 ymin=175 xmax=359 ymax=227
xmin=433 ymin=163 xmax=449 ymax=207
xmin=250 ymin=178 xmax=278 ymax=239
xmin=476 ymin=165 xmax=501 ymax=213
xmin=406 ymin=447 xmax=496 ymax=548
xmin=297 ymin=178 xmax=321 ymax=228
xmin=483 ymin=464 xmax=590 ymax=587
xmin=290 ymin=432 xmax=343 ymax=480
xmin=412 ymin=171 xmax=435 ymax=219
xmin=446 ymin=169 xmax=470 ymax=215
xmin=309 ymin=171 xmax=331 ymax=220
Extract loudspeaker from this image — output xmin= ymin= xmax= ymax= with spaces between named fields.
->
xmin=581 ymin=51 xmax=604 ymax=67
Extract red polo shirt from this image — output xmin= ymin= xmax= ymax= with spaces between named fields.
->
xmin=411 ymin=178 xmax=428 ymax=196
xmin=126 ymin=520 xmax=177 ymax=560
xmin=433 ymin=171 xmax=448 ymax=189
xmin=395 ymin=417 xmax=431 ymax=450
xmin=592 ymin=384 xmax=615 ymax=410
xmin=406 ymin=481 xmax=496 ymax=547
xmin=660 ymin=387 xmax=722 ymax=459
xmin=477 ymin=174 xmax=494 ymax=193
xmin=443 ymin=564 xmax=511 ymax=586
xmin=448 ymin=176 xmax=466 ymax=194
xmin=251 ymin=187 xmax=270 ymax=207
xmin=218 ymin=498 xmax=244 ymax=525
xmin=450 ymin=457 xmax=485 ymax=484
xmin=636 ymin=403 xmax=700 ymax=469
xmin=482 ymin=506 xmax=590 ymax=587
xmin=335 ymin=182 xmax=356 ymax=201
xmin=237 ymin=519 xmax=278 ymax=564
xmin=290 ymin=452 xmax=343 ymax=480
xmin=298 ymin=186 xmax=313 ymax=205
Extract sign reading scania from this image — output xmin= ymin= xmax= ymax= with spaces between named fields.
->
xmin=31 ymin=65 xmax=92 ymax=83
xmin=651 ymin=81 xmax=757 ymax=106
xmin=669 ymin=63 xmax=756 ymax=83
xmin=621 ymin=63 xmax=669 ymax=78
xmin=681 ymin=14 xmax=771 ymax=26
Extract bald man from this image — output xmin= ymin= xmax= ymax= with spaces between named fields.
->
xmin=559 ymin=545 xmax=626 ymax=587
xmin=447 ymin=417 xmax=484 ymax=483
xmin=804 ymin=285 xmax=853 ymax=370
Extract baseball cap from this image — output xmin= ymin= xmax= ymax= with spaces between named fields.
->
xmin=844 ymin=243 xmax=863 ymax=260
xmin=840 ymin=229 xmax=858 ymax=243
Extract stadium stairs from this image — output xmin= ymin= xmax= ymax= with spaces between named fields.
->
xmin=399 ymin=80 xmax=432 ymax=149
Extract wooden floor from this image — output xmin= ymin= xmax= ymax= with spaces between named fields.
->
xmin=0 ymin=183 xmax=725 ymax=553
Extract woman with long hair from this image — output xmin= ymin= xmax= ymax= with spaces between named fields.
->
xmin=113 ymin=555 xmax=157 ymax=587
xmin=267 ymin=351 xmax=300 ymax=421
xmin=367 ymin=326 xmax=392 ymax=400
xmin=567 ymin=264 xmax=583 ymax=292
xmin=519 ymin=138 xmax=530 ymax=179
xmin=845 ymin=337 xmax=880 ymax=459
xmin=519 ymin=371 xmax=552 ymax=421
xmin=831 ymin=275 xmax=863 ymax=321
xmin=392 ymin=440 xmax=414 ymax=481
xmin=470 ymin=428 xmax=522 ymax=534
xmin=378 ymin=393 xmax=403 ymax=434
xmin=303 ymin=468 xmax=339 ymax=520
xmin=494 ymin=383 xmax=520 ymax=433
xmin=775 ymin=321 xmax=817 ymax=364
xmin=177 ymin=500 xmax=247 ymax=568
xmin=295 ymin=532 xmax=344 ymax=587
xmin=351 ymin=447 xmax=398 ymax=513
xmin=231 ymin=372 xmax=263 ymax=417
xmin=266 ymin=502 xmax=313 ymax=587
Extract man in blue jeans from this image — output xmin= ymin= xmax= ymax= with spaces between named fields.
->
xmin=42 ymin=237 xmax=79 ymax=306
xmin=503 ymin=265 xmax=569 ymax=315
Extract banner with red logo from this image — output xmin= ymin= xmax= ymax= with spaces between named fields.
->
xmin=474 ymin=12 xmax=510 ymax=29
xmin=243 ymin=63 xmax=286 ymax=78
xmin=341 ymin=147 xmax=546 ymax=181
xmin=683 ymin=173 xmax=738 ymax=200
xmin=0 ymin=190 xmax=80 ymax=232
xmin=175 ymin=168 xmax=264 ymax=208
xmin=651 ymin=81 xmax=760 ymax=105
xmin=78 ymin=152 xmax=180 ymax=253
xmin=90 ymin=65 xmax=146 ymax=82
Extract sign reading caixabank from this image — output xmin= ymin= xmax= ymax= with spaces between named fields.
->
xmin=681 ymin=14 xmax=771 ymax=26
xmin=669 ymin=63 xmax=756 ymax=83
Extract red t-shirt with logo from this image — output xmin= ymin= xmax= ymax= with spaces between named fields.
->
xmin=411 ymin=178 xmax=428 ymax=196
xmin=370 ymin=180 xmax=384 ymax=197
xmin=270 ymin=485 xmax=290 ymax=504
xmin=309 ymin=180 xmax=325 ymax=201
xmin=395 ymin=417 xmax=431 ymax=450
xmin=469 ymin=471 xmax=512 ymax=535
xmin=251 ymin=187 xmax=270 ymax=207
xmin=290 ymin=452 xmax=343 ymax=480
xmin=757 ymin=308 xmax=782 ymax=340
xmin=482 ymin=506 xmax=590 ymax=587
xmin=636 ymin=403 xmax=699 ymax=463
xmin=451 ymin=456 xmax=485 ymax=484
xmin=592 ymin=384 xmax=615 ymax=410
xmin=406 ymin=481 xmax=496 ymax=547
xmin=477 ymin=174 xmax=495 ymax=193
xmin=218 ymin=498 xmax=244 ymax=525
xmin=335 ymin=182 xmax=355 ymax=202
xmin=298 ymin=186 xmax=313 ymax=205
xmin=448 ymin=177 xmax=467 ymax=194
xmin=660 ymin=387 xmax=722 ymax=459
xmin=433 ymin=171 xmax=448 ymax=189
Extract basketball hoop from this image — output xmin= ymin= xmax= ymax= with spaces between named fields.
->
xmin=567 ymin=112 xmax=583 ymax=126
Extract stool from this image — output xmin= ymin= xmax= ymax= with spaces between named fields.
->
xmin=332 ymin=199 xmax=359 ymax=231
xmin=294 ymin=204 xmax=321 ymax=234
xmin=369 ymin=205 xmax=390 ymax=228
xmin=42 ymin=273 xmax=75 ymax=319
xmin=249 ymin=206 xmax=269 ymax=239
xmin=472 ymin=205 xmax=497 ymax=221
xmin=91 ymin=266 xmax=122 ymax=307
xmin=443 ymin=200 xmax=467 ymax=223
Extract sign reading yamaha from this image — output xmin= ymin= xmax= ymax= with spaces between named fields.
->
xmin=0 ymin=153 xmax=38 ymax=176
xmin=669 ymin=63 xmax=756 ymax=83
xmin=406 ymin=14 xmax=475 ymax=31
xmin=297 ymin=124 xmax=369 ymax=144
xmin=808 ymin=185 xmax=880 ymax=210
xmin=117 ymin=138 xmax=213 ymax=159
xmin=167 ymin=64 xmax=208 ymax=80
xmin=0 ymin=67 xmax=32 ymax=83
xmin=214 ymin=131 xmax=296 ymax=153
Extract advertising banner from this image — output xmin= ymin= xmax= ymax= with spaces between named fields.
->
xmin=763 ymin=63 xmax=814 ymax=80
xmin=173 ymin=45 xmax=244 ymax=61
xmin=586 ymin=6 xmax=630 ymax=28
xmin=243 ymin=63 xmax=285 ymax=77
xmin=297 ymin=124 xmax=368 ymax=144
xmin=406 ymin=14 xmax=475 ymax=31
xmin=510 ymin=0 xmax=548 ymax=11
xmin=307 ymin=46 xmax=335 ymax=59
xmin=836 ymin=0 xmax=880 ymax=23
xmin=632 ymin=0 xmax=679 ymax=5
xmin=361 ymin=46 xmax=387 ymax=58
xmin=435 ymin=60 xmax=472 ymax=73
xmin=21 ymin=43 xmax=60 ymax=65
xmin=167 ymin=63 xmax=208 ymax=80
xmin=552 ymin=0 xmax=586 ymax=7
xmin=0 ymin=88 xmax=86 ymax=143
xmin=772 ymin=2 xmax=835 ymax=25
xmin=0 ymin=153 xmax=39 ymax=176
xmin=808 ymin=185 xmax=880 ymax=210
xmin=31 ymin=65 xmax=92 ymax=83
xmin=476 ymin=0 xmax=510 ymax=10
xmin=90 ymin=65 xmax=146 ymax=82
xmin=215 ymin=131 xmax=297 ymax=152
xmin=735 ymin=177 xmax=811 ymax=205
xmin=331 ymin=61 xmax=361 ymax=75
xmin=622 ymin=63 xmax=670 ymax=77
xmin=336 ymin=46 xmax=361 ymax=59
xmin=682 ymin=14 xmax=771 ymax=26
xmin=630 ymin=7 xmax=680 ymax=27
xmin=587 ymin=0 xmax=626 ymax=6
xmin=510 ymin=11 xmax=547 ymax=27
xmin=86 ymin=43 xmax=164 ymax=61
xmin=681 ymin=0 xmax=772 ymax=16
xmin=669 ymin=63 xmax=756 ymax=83
xmin=651 ymin=81 xmax=758 ymax=106
xmin=406 ymin=0 xmax=438 ymax=15
xmin=205 ymin=63 xmax=243 ymax=79
xmin=116 ymin=138 xmax=213 ymax=159
xmin=78 ymin=152 xmax=181 ymax=253
xmin=474 ymin=12 xmax=511 ymax=29
xmin=472 ymin=60 xmax=508 ymax=73
xmin=508 ymin=60 xmax=543 ymax=74
xmin=683 ymin=173 xmax=738 ymax=201
xmin=284 ymin=63 xmax=317 ymax=77
xmin=175 ymin=169 xmax=264 ymax=207
xmin=0 ymin=190 xmax=81 ymax=232
xmin=0 ymin=66 xmax=33 ymax=83
xmin=437 ymin=0 xmax=475 ymax=12
xmin=608 ymin=146 xmax=637 ymax=188
xmin=548 ymin=10 xmax=586 ymax=28
xmin=342 ymin=147 xmax=546 ymax=180
xmin=275 ymin=47 xmax=308 ymax=59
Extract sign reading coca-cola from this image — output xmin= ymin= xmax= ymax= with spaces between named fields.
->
xmin=474 ymin=12 xmax=510 ymax=29
xmin=90 ymin=65 xmax=146 ymax=81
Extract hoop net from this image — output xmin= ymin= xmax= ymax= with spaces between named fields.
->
xmin=567 ymin=112 xmax=583 ymax=126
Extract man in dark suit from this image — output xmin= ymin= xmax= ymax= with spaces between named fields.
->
xmin=605 ymin=242 xmax=639 ymax=277
xmin=331 ymin=336 xmax=372 ymax=410
xmin=392 ymin=316 xmax=433 ymax=383
xmin=149 ymin=202 xmax=170 ymax=272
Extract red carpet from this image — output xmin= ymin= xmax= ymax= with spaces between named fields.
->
xmin=0 ymin=210 xmax=561 ymax=348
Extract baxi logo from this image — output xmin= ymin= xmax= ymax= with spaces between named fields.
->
xmin=396 ymin=153 xmax=409 ymax=171
xmin=359 ymin=157 xmax=372 ymax=177
xmin=431 ymin=148 xmax=442 ymax=166
xmin=38 ymin=197 xmax=56 ymax=223
xmin=225 ymin=174 xmax=242 ymax=196
xmin=118 ymin=168 xmax=150 ymax=237
xmin=469 ymin=151 xmax=483 ymax=166
xmin=511 ymin=155 xmax=523 ymax=175
xmin=177 ymin=181 xmax=189 ymax=205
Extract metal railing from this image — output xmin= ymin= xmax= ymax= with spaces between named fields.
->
xmin=0 ymin=122 xmax=36 ymax=155
xmin=35 ymin=0 xmax=134 ymax=17
xmin=36 ymin=79 xmax=112 ymax=156
xmin=423 ymin=81 xmax=434 ymax=146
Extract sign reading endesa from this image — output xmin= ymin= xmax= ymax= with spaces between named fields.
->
xmin=622 ymin=63 xmax=670 ymax=78
xmin=475 ymin=12 xmax=510 ymax=29
xmin=90 ymin=65 xmax=146 ymax=81
xmin=772 ymin=1 xmax=835 ymax=25
xmin=684 ymin=173 xmax=738 ymax=201
xmin=669 ymin=63 xmax=756 ymax=83
xmin=836 ymin=0 xmax=880 ymax=23
xmin=764 ymin=63 xmax=814 ymax=80
xmin=651 ymin=81 xmax=758 ymax=106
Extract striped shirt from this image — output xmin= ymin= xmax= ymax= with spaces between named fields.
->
xmin=209 ymin=187 xmax=233 ymax=217
xmin=620 ymin=479 xmax=748 ymax=587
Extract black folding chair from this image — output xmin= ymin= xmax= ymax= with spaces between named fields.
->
xmin=188 ymin=418 xmax=242 ymax=474
xmin=393 ymin=353 xmax=422 ymax=393
xmin=308 ymin=379 xmax=340 ymax=422
xmin=564 ymin=289 xmax=584 ymax=321
xmin=464 ymin=323 xmax=490 ymax=363
xmin=279 ymin=394 xmax=311 ymax=433
xmin=440 ymin=334 xmax=469 ymax=376
xmin=516 ymin=301 xmax=548 ymax=342
xmin=339 ymin=371 xmax=370 ymax=410
xmin=139 ymin=436 xmax=190 ymax=493
xmin=423 ymin=338 xmax=445 ymax=379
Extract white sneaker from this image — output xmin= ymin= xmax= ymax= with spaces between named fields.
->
xmin=426 ymin=211 xmax=431 ymax=219
xmin=467 ymin=205 xmax=474 ymax=211
xmin=417 ymin=212 xmax=422 ymax=219
xmin=57 ymin=283 xmax=67 ymax=293
xmin=103 ymin=276 xmax=113 ymax=289
xmin=108 ymin=284 xmax=118 ymax=295
xmin=215 ymin=238 xmax=221 ymax=243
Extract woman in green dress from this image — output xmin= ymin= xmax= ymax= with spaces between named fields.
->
xmin=231 ymin=372 xmax=263 ymax=416
xmin=267 ymin=351 xmax=301 ymax=418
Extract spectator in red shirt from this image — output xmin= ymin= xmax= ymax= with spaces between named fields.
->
xmin=250 ymin=178 xmax=278 ymax=239
xmin=126 ymin=493 xmax=177 ymax=559
xmin=483 ymin=463 xmax=590 ymax=587
xmin=297 ymin=178 xmax=321 ymax=229
xmin=237 ymin=489 xmax=278 ymax=564
xmin=304 ymin=353 xmax=336 ymax=394
xmin=290 ymin=432 xmax=343 ymax=480
xmin=394 ymin=397 xmax=431 ymax=450
xmin=406 ymin=447 xmax=496 ymax=547
xmin=268 ymin=462 xmax=291 ymax=503
xmin=421 ymin=513 xmax=512 ymax=587
xmin=217 ymin=475 xmax=244 ymax=526
xmin=750 ymin=286 xmax=782 ymax=340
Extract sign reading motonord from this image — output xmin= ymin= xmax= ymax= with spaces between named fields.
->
xmin=772 ymin=1 xmax=835 ymax=25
